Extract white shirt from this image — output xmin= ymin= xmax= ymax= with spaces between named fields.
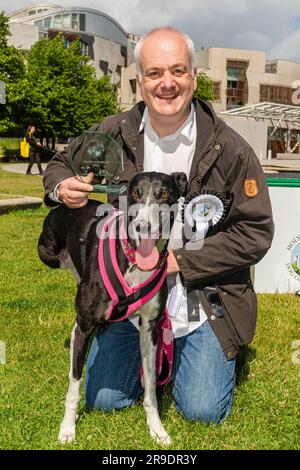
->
xmin=130 ymin=104 xmax=207 ymax=338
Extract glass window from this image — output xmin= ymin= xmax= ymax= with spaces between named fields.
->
xmin=212 ymin=82 xmax=221 ymax=102
xmin=62 ymin=14 xmax=71 ymax=28
xmin=226 ymin=60 xmax=249 ymax=109
xmin=260 ymin=84 xmax=295 ymax=105
xmin=100 ymin=60 xmax=108 ymax=75
xmin=72 ymin=13 xmax=79 ymax=30
xmin=130 ymin=79 xmax=137 ymax=94
xmin=44 ymin=17 xmax=51 ymax=28
xmin=81 ymin=42 xmax=88 ymax=56
xmin=54 ymin=15 xmax=62 ymax=28
xmin=28 ymin=10 xmax=36 ymax=16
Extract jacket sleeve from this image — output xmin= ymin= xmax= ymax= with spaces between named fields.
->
xmin=174 ymin=147 xmax=274 ymax=284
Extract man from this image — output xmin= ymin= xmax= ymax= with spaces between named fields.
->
xmin=43 ymin=27 xmax=274 ymax=423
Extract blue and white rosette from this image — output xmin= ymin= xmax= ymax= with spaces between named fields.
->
xmin=183 ymin=191 xmax=227 ymax=250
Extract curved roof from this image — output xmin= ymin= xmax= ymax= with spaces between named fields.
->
xmin=8 ymin=5 xmax=128 ymax=46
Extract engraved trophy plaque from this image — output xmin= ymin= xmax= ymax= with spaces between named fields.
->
xmin=68 ymin=131 xmax=127 ymax=194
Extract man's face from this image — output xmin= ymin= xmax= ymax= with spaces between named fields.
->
xmin=137 ymin=32 xmax=197 ymax=125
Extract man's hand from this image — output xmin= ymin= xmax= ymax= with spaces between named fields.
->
xmin=167 ymin=249 xmax=180 ymax=274
xmin=58 ymin=172 xmax=94 ymax=209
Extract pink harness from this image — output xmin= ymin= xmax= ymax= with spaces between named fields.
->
xmin=98 ymin=210 xmax=173 ymax=386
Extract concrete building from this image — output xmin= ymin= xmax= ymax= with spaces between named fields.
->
xmin=7 ymin=3 xmax=136 ymax=85
xmin=6 ymin=5 xmax=300 ymax=161
xmin=193 ymin=48 xmax=300 ymax=162
xmin=195 ymin=48 xmax=300 ymax=113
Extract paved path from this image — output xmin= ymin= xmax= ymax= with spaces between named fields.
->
xmin=3 ymin=163 xmax=47 ymax=175
xmin=0 ymin=163 xmax=44 ymax=213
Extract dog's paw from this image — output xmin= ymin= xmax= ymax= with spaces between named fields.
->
xmin=150 ymin=427 xmax=172 ymax=447
xmin=58 ymin=423 xmax=76 ymax=444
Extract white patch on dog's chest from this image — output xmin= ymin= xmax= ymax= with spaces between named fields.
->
xmin=124 ymin=267 xmax=153 ymax=286
xmin=124 ymin=267 xmax=160 ymax=321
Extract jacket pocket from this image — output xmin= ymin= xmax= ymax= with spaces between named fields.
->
xmin=215 ymin=280 xmax=257 ymax=345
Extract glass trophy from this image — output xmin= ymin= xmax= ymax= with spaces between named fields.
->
xmin=68 ymin=131 xmax=127 ymax=194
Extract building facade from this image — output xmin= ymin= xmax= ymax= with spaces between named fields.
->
xmin=7 ymin=3 xmax=136 ymax=86
xmin=6 ymin=4 xmax=300 ymax=159
xmin=195 ymin=47 xmax=300 ymax=113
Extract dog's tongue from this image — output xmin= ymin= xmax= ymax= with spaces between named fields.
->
xmin=136 ymin=238 xmax=159 ymax=271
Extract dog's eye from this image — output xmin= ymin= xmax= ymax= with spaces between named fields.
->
xmin=161 ymin=190 xmax=170 ymax=200
xmin=131 ymin=189 xmax=140 ymax=199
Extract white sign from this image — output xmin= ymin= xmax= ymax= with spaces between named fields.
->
xmin=254 ymin=185 xmax=300 ymax=293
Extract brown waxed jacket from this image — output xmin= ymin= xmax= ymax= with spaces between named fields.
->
xmin=43 ymin=99 xmax=274 ymax=359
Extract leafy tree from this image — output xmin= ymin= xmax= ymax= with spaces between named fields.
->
xmin=0 ymin=10 xmax=10 ymax=48
xmin=194 ymin=72 xmax=214 ymax=101
xmin=0 ymin=11 xmax=25 ymax=134
xmin=22 ymin=35 xmax=120 ymax=143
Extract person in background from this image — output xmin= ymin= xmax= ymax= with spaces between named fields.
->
xmin=25 ymin=125 xmax=43 ymax=176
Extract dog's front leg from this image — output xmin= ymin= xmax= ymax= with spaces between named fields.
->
xmin=139 ymin=315 xmax=171 ymax=446
xmin=58 ymin=322 xmax=93 ymax=444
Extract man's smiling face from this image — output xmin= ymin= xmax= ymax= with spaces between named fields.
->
xmin=137 ymin=30 xmax=197 ymax=129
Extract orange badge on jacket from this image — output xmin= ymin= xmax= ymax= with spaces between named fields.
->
xmin=244 ymin=179 xmax=258 ymax=197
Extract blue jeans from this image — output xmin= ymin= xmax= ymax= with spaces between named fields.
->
xmin=84 ymin=320 xmax=236 ymax=424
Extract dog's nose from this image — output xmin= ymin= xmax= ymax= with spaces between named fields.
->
xmin=135 ymin=221 xmax=151 ymax=234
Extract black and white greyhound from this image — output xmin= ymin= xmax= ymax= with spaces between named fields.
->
xmin=38 ymin=171 xmax=188 ymax=446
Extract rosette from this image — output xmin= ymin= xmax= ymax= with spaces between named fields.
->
xmin=182 ymin=190 xmax=228 ymax=248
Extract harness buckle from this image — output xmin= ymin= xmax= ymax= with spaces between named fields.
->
xmin=156 ymin=250 xmax=169 ymax=269
xmin=129 ymin=263 xmax=137 ymax=273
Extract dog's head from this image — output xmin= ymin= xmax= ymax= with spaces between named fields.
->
xmin=126 ymin=171 xmax=188 ymax=270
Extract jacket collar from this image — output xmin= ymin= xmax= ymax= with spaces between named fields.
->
xmin=119 ymin=99 xmax=226 ymax=175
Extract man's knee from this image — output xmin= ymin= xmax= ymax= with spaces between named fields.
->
xmin=175 ymin=396 xmax=233 ymax=424
xmin=85 ymin=388 xmax=136 ymax=412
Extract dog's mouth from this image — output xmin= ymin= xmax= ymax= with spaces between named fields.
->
xmin=136 ymin=236 xmax=160 ymax=271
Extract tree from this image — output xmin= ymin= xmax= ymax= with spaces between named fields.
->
xmin=194 ymin=72 xmax=214 ymax=101
xmin=22 ymin=35 xmax=120 ymax=143
xmin=0 ymin=11 xmax=25 ymax=134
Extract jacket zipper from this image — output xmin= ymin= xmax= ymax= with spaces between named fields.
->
xmin=188 ymin=141 xmax=215 ymax=189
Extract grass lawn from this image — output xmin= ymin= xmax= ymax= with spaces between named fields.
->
xmin=0 ymin=164 xmax=299 ymax=450
xmin=0 ymin=137 xmax=20 ymax=161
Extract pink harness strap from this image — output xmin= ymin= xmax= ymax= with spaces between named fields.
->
xmin=98 ymin=210 xmax=173 ymax=386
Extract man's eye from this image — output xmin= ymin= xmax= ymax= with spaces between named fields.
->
xmin=172 ymin=68 xmax=186 ymax=77
xmin=146 ymin=71 xmax=162 ymax=79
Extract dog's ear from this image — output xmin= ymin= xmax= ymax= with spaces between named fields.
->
xmin=171 ymin=172 xmax=188 ymax=197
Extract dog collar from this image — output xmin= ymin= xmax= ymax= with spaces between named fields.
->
xmin=119 ymin=221 xmax=169 ymax=272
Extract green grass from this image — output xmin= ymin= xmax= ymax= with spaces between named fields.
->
xmin=0 ymin=166 xmax=299 ymax=450
xmin=0 ymin=137 xmax=21 ymax=161
xmin=0 ymin=163 xmax=45 ymax=199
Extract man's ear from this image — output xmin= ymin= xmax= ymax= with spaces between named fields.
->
xmin=193 ymin=66 xmax=198 ymax=91
xmin=171 ymin=172 xmax=188 ymax=197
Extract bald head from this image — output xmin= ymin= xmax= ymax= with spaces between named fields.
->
xmin=134 ymin=27 xmax=196 ymax=78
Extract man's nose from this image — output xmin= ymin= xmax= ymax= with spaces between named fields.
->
xmin=161 ymin=71 xmax=175 ymax=88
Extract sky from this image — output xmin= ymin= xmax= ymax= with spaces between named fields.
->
xmin=2 ymin=0 xmax=300 ymax=62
